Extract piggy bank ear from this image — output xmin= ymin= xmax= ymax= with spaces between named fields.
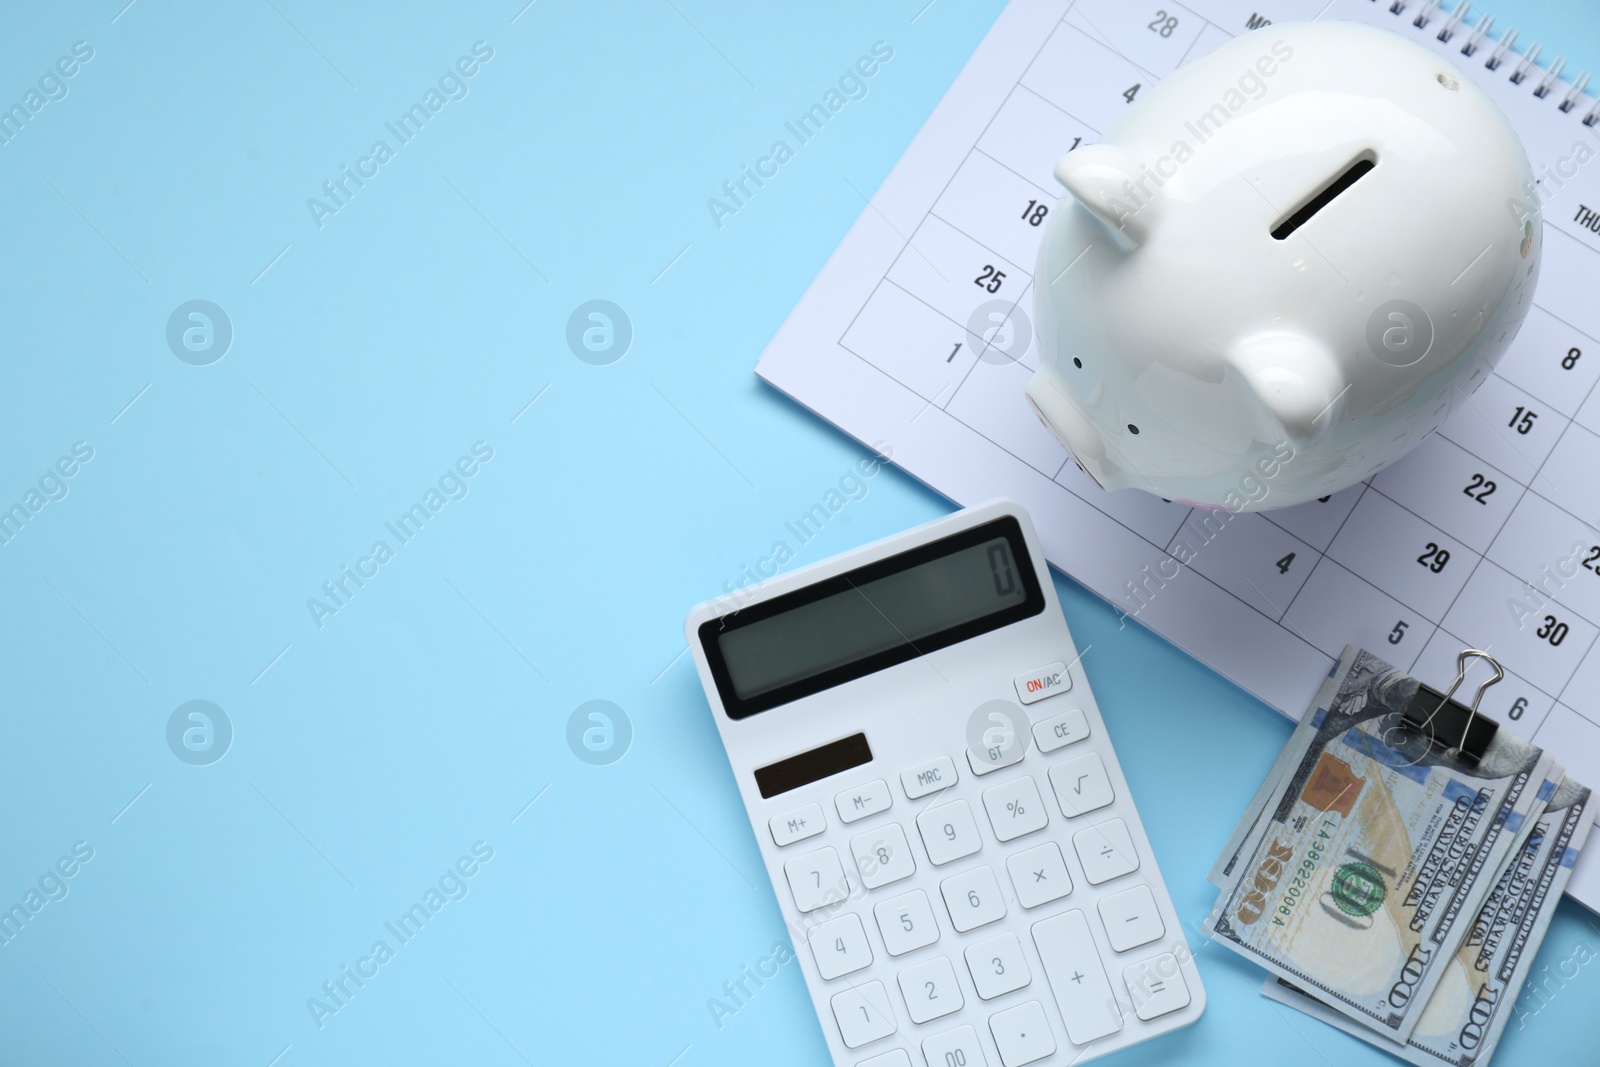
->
xmin=1226 ymin=332 xmax=1345 ymax=445
xmin=1054 ymin=144 xmax=1157 ymax=251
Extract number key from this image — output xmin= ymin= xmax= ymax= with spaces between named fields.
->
xmin=941 ymin=865 xmax=1007 ymax=932
xmin=921 ymin=1024 xmax=985 ymax=1067
xmin=898 ymin=955 xmax=964 ymax=1024
xmin=831 ymin=981 xmax=898 ymax=1048
xmin=852 ymin=823 xmax=916 ymax=889
xmin=785 ymin=847 xmax=849 ymax=913
xmin=808 ymin=913 xmax=873 ymax=980
xmin=918 ymin=799 xmax=983 ymax=865
xmin=964 ymin=931 xmax=1032 ymax=1000
xmin=875 ymin=889 xmax=941 ymax=957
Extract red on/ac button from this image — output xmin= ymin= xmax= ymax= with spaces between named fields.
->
xmin=1014 ymin=661 xmax=1071 ymax=705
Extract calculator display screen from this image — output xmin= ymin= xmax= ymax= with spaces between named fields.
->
xmin=701 ymin=517 xmax=1045 ymax=718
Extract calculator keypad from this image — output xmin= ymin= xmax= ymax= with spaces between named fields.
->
xmin=763 ymin=671 xmax=1196 ymax=1063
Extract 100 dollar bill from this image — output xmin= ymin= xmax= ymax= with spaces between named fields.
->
xmin=1263 ymin=774 xmax=1592 ymax=1066
xmin=1205 ymin=646 xmax=1554 ymax=1042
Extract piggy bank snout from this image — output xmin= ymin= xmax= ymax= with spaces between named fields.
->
xmin=1025 ymin=377 xmax=1112 ymax=489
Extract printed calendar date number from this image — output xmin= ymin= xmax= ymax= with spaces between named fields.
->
xmin=1536 ymin=615 xmax=1569 ymax=647
xmin=974 ymin=265 xmax=1006 ymax=293
xmin=1388 ymin=621 xmax=1408 ymax=645
xmin=1563 ymin=346 xmax=1582 ymax=370
xmin=1509 ymin=697 xmax=1528 ymax=721
xmin=1021 ymin=199 xmax=1049 ymax=226
xmin=1584 ymin=545 xmax=1600 ymax=574
xmin=1416 ymin=542 xmax=1450 ymax=573
xmin=1508 ymin=405 xmax=1538 ymax=435
xmin=1147 ymin=10 xmax=1180 ymax=36
xmin=1463 ymin=473 xmax=1496 ymax=504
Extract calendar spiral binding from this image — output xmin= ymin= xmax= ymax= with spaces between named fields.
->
xmin=1380 ymin=0 xmax=1600 ymax=128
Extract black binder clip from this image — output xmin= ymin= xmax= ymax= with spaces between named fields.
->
xmin=1402 ymin=649 xmax=1504 ymax=763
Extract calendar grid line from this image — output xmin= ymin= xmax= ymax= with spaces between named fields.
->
xmin=872 ymin=274 xmax=1013 ymax=358
xmin=1171 ymin=13 xmax=1220 ymax=69
xmin=924 ymin=207 xmax=1035 ymax=285
xmin=970 ymin=144 xmax=1058 ymax=203
xmin=1434 ymin=417 xmax=1600 ymax=541
xmin=837 ymin=282 xmax=971 ymax=407
xmin=1435 ymin=622 xmax=1559 ymax=708
xmin=1275 ymin=485 xmax=1372 ymax=624
xmin=1554 ymin=684 xmax=1600 ymax=728
xmin=834 ymin=317 xmax=1071 ymax=483
xmin=1288 ymin=552 xmax=1438 ymax=671
xmin=1474 ymin=418 xmax=1600 ymax=533
xmin=899 ymin=209 xmax=1034 ymax=302
xmin=1362 ymin=480 xmax=1497 ymax=580
xmin=1013 ymin=81 xmax=1105 ymax=140
xmin=1555 ymin=639 xmax=1593 ymax=713
xmin=1475 ymin=553 xmax=1600 ymax=645
xmin=1446 ymin=369 xmax=1574 ymax=488
xmin=1062 ymin=16 xmax=1164 ymax=86
xmin=832 ymin=27 xmax=1063 ymax=357
xmin=1519 ymin=300 xmax=1600 ymax=366
xmin=1458 ymin=412 xmax=1569 ymax=533
xmin=946 ymin=281 xmax=1036 ymax=400
xmin=1493 ymin=303 xmax=1600 ymax=420
xmin=1325 ymin=492 xmax=1482 ymax=628
xmin=1166 ymin=511 xmax=1320 ymax=626
xmin=1120 ymin=524 xmax=1330 ymax=659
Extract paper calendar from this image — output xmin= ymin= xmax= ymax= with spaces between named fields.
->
xmin=755 ymin=0 xmax=1600 ymax=909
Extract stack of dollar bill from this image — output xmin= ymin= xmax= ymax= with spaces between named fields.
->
xmin=1204 ymin=645 xmax=1593 ymax=1066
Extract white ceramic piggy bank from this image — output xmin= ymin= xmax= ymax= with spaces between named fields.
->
xmin=1026 ymin=20 xmax=1539 ymax=511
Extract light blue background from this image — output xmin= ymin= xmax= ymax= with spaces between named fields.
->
xmin=2 ymin=2 xmax=1597 ymax=1065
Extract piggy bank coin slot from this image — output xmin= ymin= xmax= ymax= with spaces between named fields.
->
xmin=1270 ymin=153 xmax=1377 ymax=241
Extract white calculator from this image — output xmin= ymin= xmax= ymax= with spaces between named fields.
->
xmin=686 ymin=500 xmax=1204 ymax=1067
